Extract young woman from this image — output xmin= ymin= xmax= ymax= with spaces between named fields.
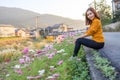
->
xmin=71 ymin=7 xmax=105 ymax=58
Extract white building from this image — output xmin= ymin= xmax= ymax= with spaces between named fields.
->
xmin=0 ymin=24 xmax=16 ymax=37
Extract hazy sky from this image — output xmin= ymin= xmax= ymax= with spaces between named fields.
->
xmin=0 ymin=0 xmax=112 ymax=20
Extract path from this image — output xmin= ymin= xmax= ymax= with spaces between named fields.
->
xmin=99 ymin=32 xmax=120 ymax=72
xmin=85 ymin=32 xmax=120 ymax=80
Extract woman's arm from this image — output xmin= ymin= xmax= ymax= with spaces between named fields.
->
xmin=79 ymin=33 xmax=89 ymax=38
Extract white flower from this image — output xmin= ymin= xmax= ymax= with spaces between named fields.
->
xmin=47 ymin=76 xmax=54 ymax=79
xmin=29 ymin=49 xmax=35 ymax=53
xmin=34 ymin=54 xmax=39 ymax=57
xmin=111 ymin=67 xmax=115 ymax=70
xmin=57 ymin=49 xmax=65 ymax=53
xmin=38 ymin=69 xmax=45 ymax=75
xmin=14 ymin=65 xmax=20 ymax=69
xmin=31 ymin=58 xmax=34 ymax=61
xmin=6 ymin=74 xmax=10 ymax=77
xmin=50 ymin=66 xmax=54 ymax=68
xmin=62 ymin=53 xmax=68 ymax=55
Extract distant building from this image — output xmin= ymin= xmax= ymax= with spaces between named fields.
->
xmin=0 ymin=24 xmax=16 ymax=37
xmin=59 ymin=24 xmax=73 ymax=32
xmin=15 ymin=29 xmax=26 ymax=37
xmin=52 ymin=23 xmax=73 ymax=32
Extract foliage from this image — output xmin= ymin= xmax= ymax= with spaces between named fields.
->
xmin=0 ymin=50 xmax=21 ymax=63
xmin=0 ymin=32 xmax=91 ymax=80
xmin=89 ymin=0 xmax=112 ymax=26
xmin=92 ymin=50 xmax=117 ymax=80
xmin=0 ymin=37 xmax=28 ymax=47
xmin=113 ymin=10 xmax=120 ymax=22
xmin=0 ymin=37 xmax=48 ymax=63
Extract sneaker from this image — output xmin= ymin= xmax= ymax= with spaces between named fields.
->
xmin=69 ymin=56 xmax=77 ymax=60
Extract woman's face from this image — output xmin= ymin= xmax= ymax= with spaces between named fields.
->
xmin=87 ymin=10 xmax=95 ymax=20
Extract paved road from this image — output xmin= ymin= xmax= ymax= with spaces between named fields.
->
xmin=99 ymin=32 xmax=120 ymax=71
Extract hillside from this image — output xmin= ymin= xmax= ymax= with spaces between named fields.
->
xmin=0 ymin=6 xmax=85 ymax=30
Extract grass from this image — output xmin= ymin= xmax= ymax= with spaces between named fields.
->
xmin=1 ymin=31 xmax=117 ymax=80
xmin=0 ymin=33 xmax=91 ymax=80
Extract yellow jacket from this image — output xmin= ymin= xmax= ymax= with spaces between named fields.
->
xmin=85 ymin=18 xmax=104 ymax=42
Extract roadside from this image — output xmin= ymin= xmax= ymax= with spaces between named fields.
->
xmin=85 ymin=32 xmax=120 ymax=80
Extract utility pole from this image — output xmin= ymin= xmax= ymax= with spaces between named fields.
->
xmin=94 ymin=0 xmax=96 ymax=10
xmin=35 ymin=16 xmax=39 ymax=38
xmin=111 ymin=0 xmax=114 ymax=22
xmin=36 ymin=16 xmax=38 ymax=31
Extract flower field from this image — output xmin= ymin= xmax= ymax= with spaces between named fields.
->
xmin=0 ymin=32 xmax=91 ymax=80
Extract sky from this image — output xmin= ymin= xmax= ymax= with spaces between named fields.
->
xmin=0 ymin=0 xmax=112 ymax=20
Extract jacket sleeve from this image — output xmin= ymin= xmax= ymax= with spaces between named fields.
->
xmin=85 ymin=20 xmax=100 ymax=36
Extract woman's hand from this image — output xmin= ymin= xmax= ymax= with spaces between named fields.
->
xmin=79 ymin=34 xmax=88 ymax=38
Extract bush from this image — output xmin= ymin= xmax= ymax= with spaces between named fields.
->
xmin=113 ymin=10 xmax=120 ymax=22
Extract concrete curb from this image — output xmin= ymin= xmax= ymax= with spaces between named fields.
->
xmin=84 ymin=47 xmax=108 ymax=80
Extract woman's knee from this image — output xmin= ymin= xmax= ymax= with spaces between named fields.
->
xmin=75 ymin=38 xmax=84 ymax=44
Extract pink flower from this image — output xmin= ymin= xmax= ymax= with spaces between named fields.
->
xmin=27 ymin=75 xmax=41 ymax=79
xmin=44 ymin=45 xmax=54 ymax=51
xmin=50 ymin=78 xmax=55 ymax=80
xmin=48 ymin=45 xmax=53 ymax=50
xmin=50 ymin=66 xmax=56 ymax=71
xmin=46 ymin=73 xmax=59 ymax=80
xmin=22 ymin=47 xmax=29 ymax=54
xmin=46 ymin=76 xmax=55 ymax=80
xmin=48 ymin=53 xmax=55 ymax=59
xmin=19 ymin=59 xmax=25 ymax=64
xmin=15 ymin=69 xmax=23 ymax=75
xmin=25 ymin=56 xmax=30 ymax=62
xmin=27 ymin=67 xmax=32 ymax=71
xmin=5 ymin=58 xmax=10 ymax=63
xmin=27 ymin=76 xmax=35 ymax=79
xmin=50 ymin=68 xmax=55 ymax=71
xmin=34 ymin=54 xmax=39 ymax=57
xmin=53 ymin=73 xmax=59 ymax=78
xmin=57 ymin=60 xmax=63 ymax=65
xmin=69 ymin=32 xmax=76 ymax=37
xmin=35 ymin=75 xmax=41 ymax=79
xmin=37 ymin=50 xmax=42 ymax=54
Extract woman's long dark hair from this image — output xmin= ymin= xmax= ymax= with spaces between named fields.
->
xmin=85 ymin=7 xmax=100 ymax=25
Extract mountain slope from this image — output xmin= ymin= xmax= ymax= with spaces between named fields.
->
xmin=0 ymin=6 xmax=85 ymax=29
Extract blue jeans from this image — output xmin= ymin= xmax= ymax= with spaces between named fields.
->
xmin=73 ymin=38 xmax=104 ymax=57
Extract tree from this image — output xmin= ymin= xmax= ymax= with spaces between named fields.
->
xmin=89 ymin=0 xmax=112 ymax=26
xmin=113 ymin=10 xmax=120 ymax=22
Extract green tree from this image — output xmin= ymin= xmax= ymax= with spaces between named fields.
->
xmin=89 ymin=0 xmax=112 ymax=26
xmin=113 ymin=10 xmax=120 ymax=22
